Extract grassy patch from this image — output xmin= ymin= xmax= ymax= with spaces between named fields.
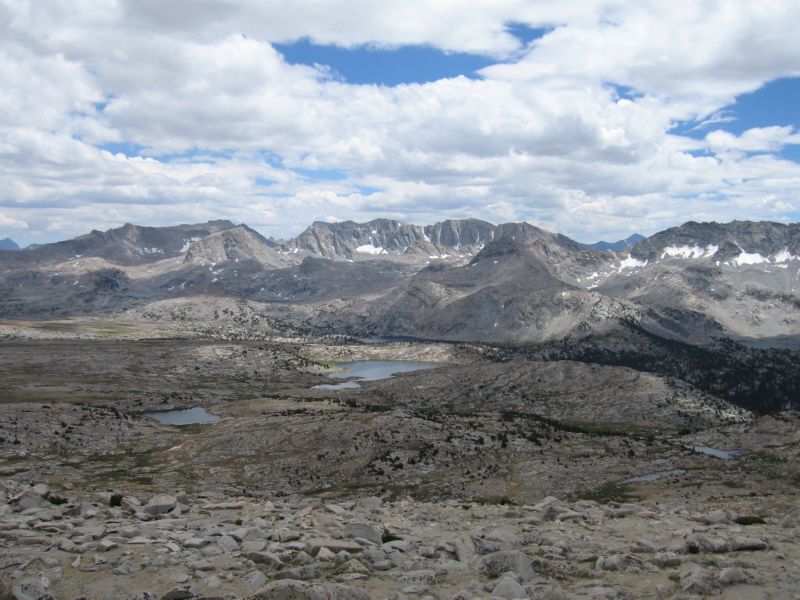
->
xmin=722 ymin=479 xmax=746 ymax=488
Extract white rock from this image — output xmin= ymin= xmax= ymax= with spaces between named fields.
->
xmin=492 ymin=574 xmax=526 ymax=599
xmin=143 ymin=494 xmax=177 ymax=515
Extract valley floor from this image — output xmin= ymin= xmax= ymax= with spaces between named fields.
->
xmin=0 ymin=317 xmax=798 ymax=599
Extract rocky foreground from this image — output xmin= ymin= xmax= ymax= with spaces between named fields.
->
xmin=1 ymin=481 xmax=798 ymax=600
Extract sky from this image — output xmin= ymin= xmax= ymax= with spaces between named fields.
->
xmin=1 ymin=1 xmax=799 ymax=246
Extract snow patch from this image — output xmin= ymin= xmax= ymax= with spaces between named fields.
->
xmin=355 ymin=244 xmax=387 ymax=255
xmin=732 ymin=251 xmax=768 ymax=266
xmin=180 ymin=237 xmax=201 ymax=252
xmin=617 ymin=256 xmax=648 ymax=271
xmin=661 ymin=245 xmax=718 ymax=259
xmin=773 ymin=248 xmax=797 ymax=263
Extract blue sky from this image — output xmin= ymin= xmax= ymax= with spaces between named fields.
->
xmin=1 ymin=1 xmax=799 ymax=246
xmin=671 ymin=77 xmax=800 ymax=162
xmin=274 ymin=24 xmax=548 ymax=86
xmin=274 ymin=40 xmax=496 ymax=86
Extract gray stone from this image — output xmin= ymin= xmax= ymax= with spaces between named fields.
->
xmin=143 ymin=494 xmax=177 ymax=515
xmin=684 ymin=533 xmax=728 ymax=553
xmin=325 ymin=504 xmax=346 ymax=515
xmin=307 ymin=538 xmax=362 ymax=555
xmin=246 ymin=551 xmax=284 ymax=568
xmin=316 ymin=547 xmax=337 ymax=561
xmin=394 ymin=570 xmax=437 ymax=585
xmin=294 ymin=551 xmax=316 ymax=565
xmin=161 ymin=585 xmax=196 ymax=600
xmin=730 ymin=537 xmax=768 ymax=551
xmin=338 ymin=559 xmax=370 ymax=575
xmin=477 ymin=550 xmax=536 ymax=582
xmin=217 ymin=534 xmax=239 ymax=552
xmin=75 ymin=523 xmax=106 ymax=540
xmin=454 ymin=534 xmax=476 ymax=564
xmin=120 ymin=525 xmax=141 ymax=538
xmin=652 ymin=551 xmax=682 ymax=567
xmin=719 ymin=566 xmax=749 ymax=585
xmin=382 ymin=539 xmax=411 ymax=553
xmin=114 ymin=557 xmax=142 ymax=575
xmin=12 ymin=577 xmax=54 ymax=600
xmin=779 ymin=512 xmax=799 ymax=528
xmin=241 ymin=540 xmax=266 ymax=553
xmin=702 ymin=509 xmax=733 ymax=525
xmin=595 ymin=554 xmax=623 ymax=571
xmin=275 ymin=565 xmax=318 ymax=581
xmin=13 ymin=489 xmax=49 ymax=511
xmin=31 ymin=483 xmax=50 ymax=497
xmin=99 ymin=537 xmax=118 ymax=551
xmin=344 ymin=522 xmax=383 ymax=545
xmin=486 ymin=528 xmax=520 ymax=546
xmin=356 ymin=497 xmax=383 ymax=511
xmin=492 ymin=575 xmax=526 ymax=599
xmin=121 ymin=497 xmax=142 ymax=513
xmin=231 ymin=527 xmax=265 ymax=541
xmin=681 ymin=565 xmax=721 ymax=595
xmin=245 ymin=570 xmax=267 ymax=588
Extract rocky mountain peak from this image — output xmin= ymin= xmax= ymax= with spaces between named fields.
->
xmin=630 ymin=220 xmax=799 ymax=263
xmin=183 ymin=224 xmax=288 ymax=268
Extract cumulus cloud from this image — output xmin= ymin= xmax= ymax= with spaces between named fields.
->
xmin=0 ymin=212 xmax=28 ymax=229
xmin=706 ymin=126 xmax=800 ymax=154
xmin=0 ymin=0 xmax=799 ymax=245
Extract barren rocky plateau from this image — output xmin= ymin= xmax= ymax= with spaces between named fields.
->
xmin=0 ymin=314 xmax=798 ymax=600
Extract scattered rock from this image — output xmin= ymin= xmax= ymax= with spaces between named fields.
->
xmin=477 ymin=550 xmax=536 ymax=581
xmin=143 ymin=495 xmax=177 ymax=515
xmin=248 ymin=579 xmax=371 ymax=600
xmin=719 ymin=566 xmax=749 ymax=585
xmin=492 ymin=574 xmax=527 ymax=599
xmin=344 ymin=523 xmax=383 ymax=545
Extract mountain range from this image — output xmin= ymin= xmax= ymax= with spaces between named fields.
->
xmin=1 ymin=217 xmax=798 ymax=348
xmin=579 ymin=233 xmax=645 ymax=252
xmin=0 ymin=237 xmax=19 ymax=251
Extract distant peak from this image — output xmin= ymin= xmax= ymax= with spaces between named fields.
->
xmin=580 ymin=234 xmax=644 ymax=252
xmin=0 ymin=237 xmax=20 ymax=251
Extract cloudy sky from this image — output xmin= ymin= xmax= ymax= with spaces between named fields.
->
xmin=1 ymin=0 xmax=799 ymax=246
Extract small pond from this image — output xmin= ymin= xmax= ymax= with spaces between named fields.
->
xmin=313 ymin=360 xmax=439 ymax=390
xmin=143 ymin=406 xmax=219 ymax=425
xmin=621 ymin=469 xmax=686 ymax=484
xmin=687 ymin=445 xmax=747 ymax=460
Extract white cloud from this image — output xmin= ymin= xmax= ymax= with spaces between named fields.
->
xmin=706 ymin=126 xmax=800 ymax=154
xmin=0 ymin=211 xmax=28 ymax=229
xmin=0 ymin=0 xmax=799 ymax=246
